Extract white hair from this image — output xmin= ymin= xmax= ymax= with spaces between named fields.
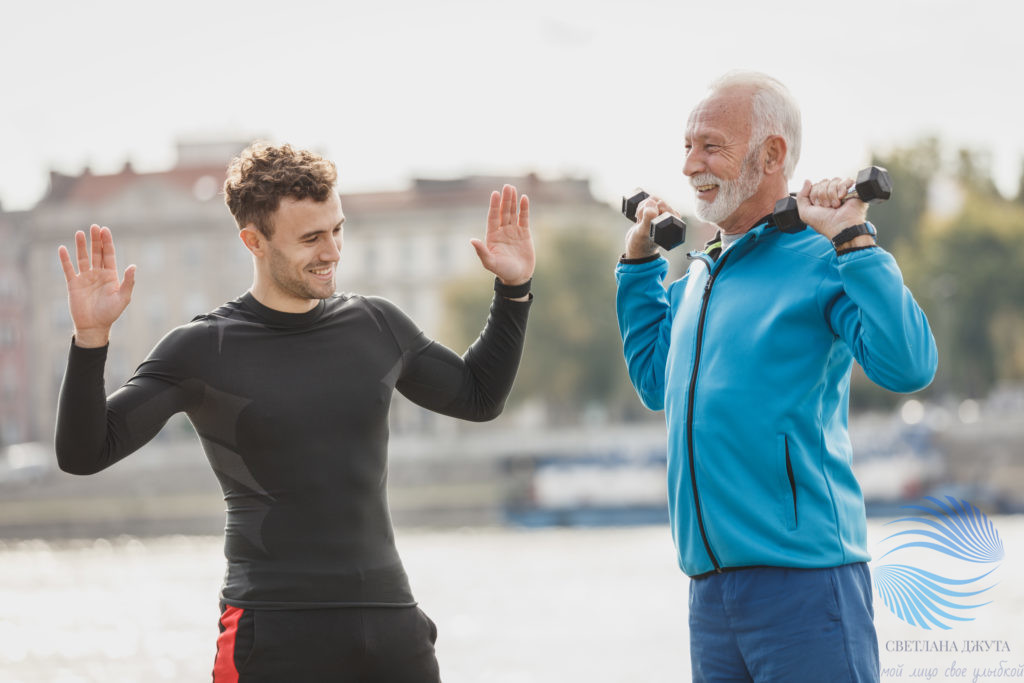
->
xmin=708 ymin=71 xmax=802 ymax=179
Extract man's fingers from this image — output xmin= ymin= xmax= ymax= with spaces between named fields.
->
xmin=518 ymin=194 xmax=530 ymax=230
xmin=836 ymin=177 xmax=854 ymax=206
xmin=120 ymin=264 xmax=137 ymax=303
xmin=58 ymin=245 xmax=77 ymax=283
xmin=75 ymin=230 xmax=90 ymax=274
xmin=486 ymin=190 xmax=501 ymax=233
xmin=101 ymin=226 xmax=118 ymax=271
xmin=797 ymin=179 xmax=812 ymax=201
xmin=501 ymin=184 xmax=517 ymax=226
xmin=639 ymin=202 xmax=660 ymax=226
xmin=470 ymin=238 xmax=491 ymax=268
xmin=90 ymin=224 xmax=103 ymax=271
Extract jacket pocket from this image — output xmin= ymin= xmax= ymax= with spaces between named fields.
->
xmin=776 ymin=434 xmax=798 ymax=531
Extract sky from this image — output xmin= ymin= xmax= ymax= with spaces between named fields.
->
xmin=3 ymin=0 xmax=1024 ymax=218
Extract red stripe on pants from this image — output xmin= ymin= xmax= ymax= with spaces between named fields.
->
xmin=213 ymin=605 xmax=244 ymax=682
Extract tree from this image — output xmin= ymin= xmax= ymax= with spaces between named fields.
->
xmin=856 ymin=138 xmax=1024 ymax=403
xmin=867 ymin=137 xmax=941 ymax=256
xmin=1015 ymin=157 xmax=1024 ymax=205
xmin=919 ymin=190 xmax=1024 ymax=397
xmin=442 ymin=229 xmax=648 ymax=425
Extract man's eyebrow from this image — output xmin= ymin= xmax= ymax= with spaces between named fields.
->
xmin=299 ymin=218 xmax=345 ymax=240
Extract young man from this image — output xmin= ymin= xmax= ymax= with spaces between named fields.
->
xmin=616 ymin=72 xmax=937 ymax=681
xmin=55 ymin=142 xmax=534 ymax=682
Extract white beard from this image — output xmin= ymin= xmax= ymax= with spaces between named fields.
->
xmin=692 ymin=149 xmax=764 ymax=226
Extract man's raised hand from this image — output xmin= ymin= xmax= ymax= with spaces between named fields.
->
xmin=471 ymin=184 xmax=535 ymax=289
xmin=57 ymin=224 xmax=136 ymax=348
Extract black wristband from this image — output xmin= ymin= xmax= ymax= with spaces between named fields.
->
xmin=494 ymin=277 xmax=531 ymax=298
xmin=836 ymin=245 xmax=879 ymax=256
xmin=831 ymin=223 xmax=876 ymax=249
xmin=619 ymin=253 xmax=662 ymax=265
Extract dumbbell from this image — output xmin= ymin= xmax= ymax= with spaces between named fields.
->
xmin=621 ymin=190 xmax=687 ymax=250
xmin=773 ymin=166 xmax=893 ymax=233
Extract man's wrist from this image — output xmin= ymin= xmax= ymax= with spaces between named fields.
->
xmin=494 ymin=277 xmax=531 ymax=301
xmin=624 ymin=248 xmax=659 ymax=260
xmin=831 ymin=223 xmax=876 ymax=251
xmin=73 ymin=329 xmax=111 ymax=348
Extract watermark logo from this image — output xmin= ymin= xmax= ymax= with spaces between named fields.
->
xmin=872 ymin=496 xmax=1005 ymax=631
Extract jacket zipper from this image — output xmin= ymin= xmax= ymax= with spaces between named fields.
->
xmin=685 ymin=248 xmax=732 ymax=573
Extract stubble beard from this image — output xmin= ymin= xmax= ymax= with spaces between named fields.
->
xmin=267 ymin=244 xmax=336 ymax=303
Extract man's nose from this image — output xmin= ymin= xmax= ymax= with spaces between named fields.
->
xmin=682 ymin=150 xmax=704 ymax=178
xmin=323 ymin=236 xmax=342 ymax=262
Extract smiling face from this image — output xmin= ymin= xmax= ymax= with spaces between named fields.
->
xmin=691 ymin=140 xmax=764 ymax=227
xmin=244 ymin=192 xmax=346 ymax=312
xmin=683 ymin=86 xmax=770 ymax=233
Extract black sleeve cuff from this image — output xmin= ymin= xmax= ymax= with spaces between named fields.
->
xmin=493 ymin=277 xmax=532 ymax=299
xmin=618 ymin=253 xmax=662 ymax=265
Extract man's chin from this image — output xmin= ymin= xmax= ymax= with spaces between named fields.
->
xmin=313 ymin=285 xmax=336 ymax=300
xmin=695 ymin=201 xmax=727 ymax=225
xmin=305 ymin=277 xmax=336 ymax=299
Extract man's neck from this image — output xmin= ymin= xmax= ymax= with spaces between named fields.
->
xmin=249 ymin=280 xmax=319 ymax=314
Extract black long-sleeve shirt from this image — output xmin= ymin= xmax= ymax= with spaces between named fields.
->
xmin=56 ymin=291 xmax=530 ymax=608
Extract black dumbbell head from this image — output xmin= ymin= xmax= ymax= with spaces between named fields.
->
xmin=651 ymin=213 xmax=686 ymax=250
xmin=854 ymin=166 xmax=892 ymax=204
xmin=772 ymin=195 xmax=805 ymax=233
xmin=621 ymin=189 xmax=650 ymax=222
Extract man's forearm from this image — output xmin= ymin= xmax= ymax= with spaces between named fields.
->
xmin=55 ymin=343 xmax=114 ymax=474
xmin=615 ymin=258 xmax=672 ymax=411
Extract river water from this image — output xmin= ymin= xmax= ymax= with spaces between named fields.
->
xmin=2 ymin=518 xmax=1023 ymax=682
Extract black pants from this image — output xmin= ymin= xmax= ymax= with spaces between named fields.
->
xmin=213 ymin=603 xmax=441 ymax=682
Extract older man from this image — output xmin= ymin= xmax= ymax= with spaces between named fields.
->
xmin=616 ymin=71 xmax=936 ymax=681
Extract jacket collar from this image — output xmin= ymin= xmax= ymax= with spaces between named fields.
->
xmin=700 ymin=212 xmax=776 ymax=259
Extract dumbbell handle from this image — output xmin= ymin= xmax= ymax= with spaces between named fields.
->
xmin=774 ymin=166 xmax=892 ymax=233
xmin=621 ymin=190 xmax=686 ymax=250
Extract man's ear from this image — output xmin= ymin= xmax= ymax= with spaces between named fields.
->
xmin=763 ymin=135 xmax=787 ymax=176
xmin=239 ymin=225 xmax=264 ymax=256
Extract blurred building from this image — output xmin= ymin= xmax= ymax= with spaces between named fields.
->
xmin=13 ymin=140 xmax=617 ymax=444
xmin=0 ymin=211 xmax=30 ymax=446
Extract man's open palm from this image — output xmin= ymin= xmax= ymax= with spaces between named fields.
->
xmin=57 ymin=225 xmax=136 ymax=346
xmin=471 ymin=184 xmax=535 ymax=286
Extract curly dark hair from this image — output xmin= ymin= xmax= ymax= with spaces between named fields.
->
xmin=223 ymin=142 xmax=338 ymax=237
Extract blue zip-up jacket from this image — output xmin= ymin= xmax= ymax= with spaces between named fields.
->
xmin=615 ymin=222 xmax=937 ymax=577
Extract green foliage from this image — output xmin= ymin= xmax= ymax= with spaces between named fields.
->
xmin=868 ymin=137 xmax=940 ymax=255
xmin=917 ymin=190 xmax=1024 ymax=397
xmin=1016 ymin=158 xmax=1024 ymax=205
xmin=868 ymin=138 xmax=1024 ymax=401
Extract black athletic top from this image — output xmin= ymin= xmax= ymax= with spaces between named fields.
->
xmin=55 ymin=291 xmax=530 ymax=608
